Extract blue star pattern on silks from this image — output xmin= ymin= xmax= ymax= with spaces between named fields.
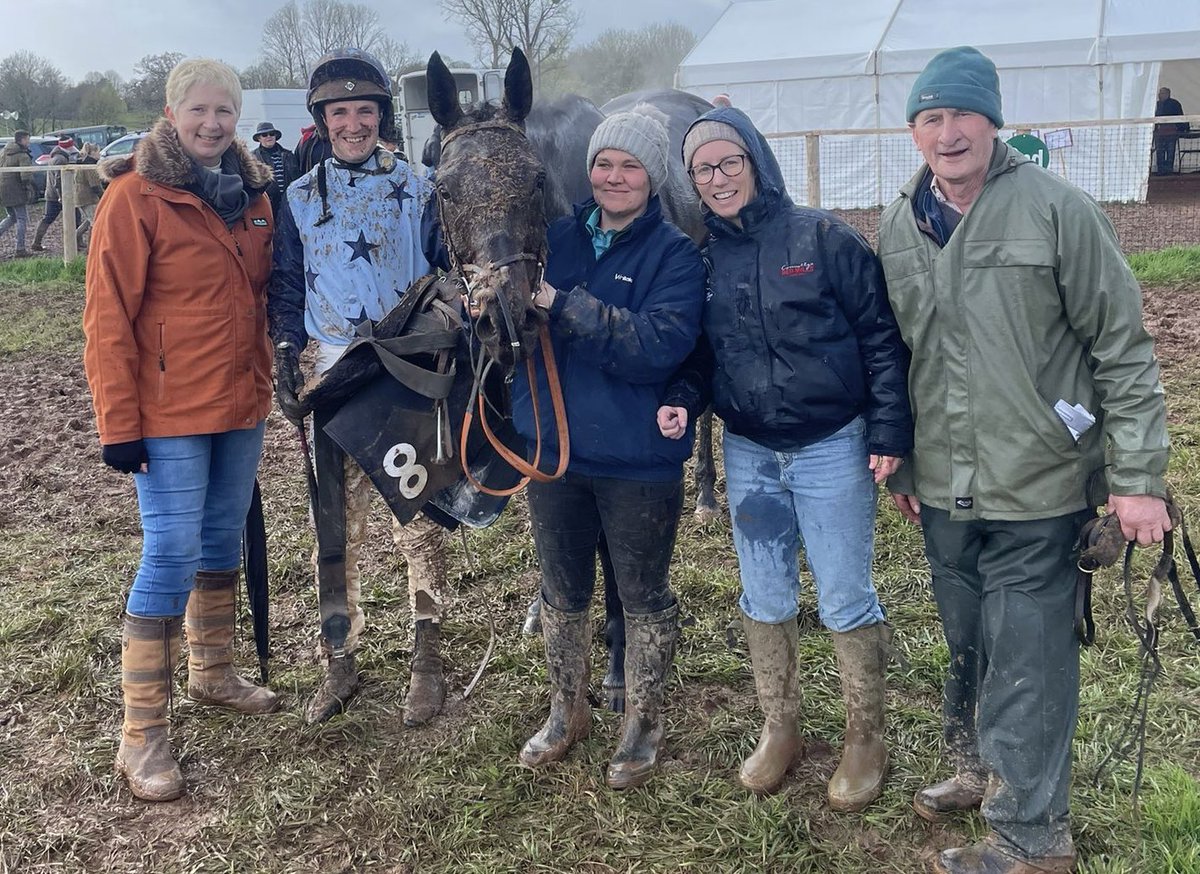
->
xmin=345 ymin=230 xmax=380 ymax=264
xmin=296 ymin=174 xmax=318 ymax=197
xmin=388 ymin=180 xmax=413 ymax=207
xmin=349 ymin=306 xmax=373 ymax=336
xmin=347 ymin=174 xmax=358 ymax=188
xmin=305 ymin=266 xmax=319 ymax=291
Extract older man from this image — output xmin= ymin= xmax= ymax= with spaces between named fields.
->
xmin=877 ymin=46 xmax=1171 ymax=874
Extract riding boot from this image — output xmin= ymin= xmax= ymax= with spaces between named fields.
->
xmin=185 ymin=569 xmax=279 ymax=714
xmin=931 ymin=835 xmax=1076 ymax=874
xmin=76 ymin=220 xmax=90 ymax=252
xmin=403 ymin=619 xmax=445 ymax=727
xmin=31 ymin=220 xmax=49 ymax=252
xmin=606 ymin=603 xmax=678 ymax=790
xmin=114 ymin=613 xmax=184 ymax=802
xmin=306 ymin=652 xmax=359 ymax=724
xmin=519 ymin=601 xmax=591 ymax=768
xmin=739 ymin=613 xmax=802 ymax=794
xmin=827 ymin=622 xmax=890 ymax=812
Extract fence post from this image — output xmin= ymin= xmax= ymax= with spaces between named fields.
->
xmin=61 ymin=165 xmax=78 ymax=264
xmin=805 ymin=133 xmax=821 ymax=208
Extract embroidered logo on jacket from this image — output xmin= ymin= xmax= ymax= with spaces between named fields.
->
xmin=780 ymin=263 xmax=815 ymax=277
xmin=251 ymin=218 xmax=269 ymax=226
xmin=614 ymin=273 xmax=633 ymax=283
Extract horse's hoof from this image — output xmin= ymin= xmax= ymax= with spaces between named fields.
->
xmin=694 ymin=503 xmax=721 ymax=523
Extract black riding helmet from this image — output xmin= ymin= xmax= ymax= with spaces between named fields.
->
xmin=307 ymin=48 xmax=396 ymax=140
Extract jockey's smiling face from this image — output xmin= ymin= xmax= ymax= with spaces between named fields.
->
xmin=324 ymin=99 xmax=381 ymax=163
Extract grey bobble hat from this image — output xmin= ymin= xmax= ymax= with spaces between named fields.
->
xmin=587 ymin=107 xmax=670 ymax=193
xmin=683 ymin=120 xmax=749 ymax=172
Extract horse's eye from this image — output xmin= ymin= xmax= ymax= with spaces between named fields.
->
xmin=534 ymin=172 xmax=546 ymax=190
xmin=437 ymin=184 xmax=453 ymax=203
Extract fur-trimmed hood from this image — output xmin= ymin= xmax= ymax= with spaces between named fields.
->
xmin=99 ymin=118 xmax=273 ymax=191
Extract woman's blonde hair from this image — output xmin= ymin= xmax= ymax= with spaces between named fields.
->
xmin=165 ymin=58 xmax=242 ymax=116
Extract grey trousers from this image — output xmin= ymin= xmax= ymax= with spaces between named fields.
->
xmin=921 ymin=506 xmax=1092 ymax=858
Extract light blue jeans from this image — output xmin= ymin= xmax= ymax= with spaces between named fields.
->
xmin=128 ymin=423 xmax=266 ymax=617
xmin=723 ymin=418 xmax=885 ymax=631
xmin=0 ymin=204 xmax=29 ymax=251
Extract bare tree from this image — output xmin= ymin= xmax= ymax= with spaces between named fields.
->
xmin=78 ymin=81 xmax=127 ymax=124
xmin=374 ymin=37 xmax=423 ymax=82
xmin=566 ymin=22 xmax=696 ymax=104
xmin=440 ymin=0 xmax=578 ymax=86
xmin=123 ymin=52 xmax=185 ymax=113
xmin=240 ymin=59 xmax=292 ymax=90
xmin=0 ymin=51 xmax=67 ymax=132
xmin=262 ymin=1 xmax=309 ymax=87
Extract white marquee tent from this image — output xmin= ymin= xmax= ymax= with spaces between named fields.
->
xmin=678 ymin=0 xmax=1200 ymax=207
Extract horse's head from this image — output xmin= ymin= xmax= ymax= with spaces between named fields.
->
xmin=428 ymin=48 xmax=546 ymax=369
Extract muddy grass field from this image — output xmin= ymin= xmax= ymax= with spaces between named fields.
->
xmin=0 ymin=273 xmax=1199 ymax=873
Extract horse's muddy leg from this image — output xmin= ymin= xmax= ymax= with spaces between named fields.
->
xmin=599 ymin=532 xmax=626 ymax=713
xmin=694 ymin=408 xmax=719 ymax=521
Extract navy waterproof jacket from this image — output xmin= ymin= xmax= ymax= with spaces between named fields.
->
xmin=665 ymin=108 xmax=913 ymax=457
xmin=513 ymin=195 xmax=706 ymax=481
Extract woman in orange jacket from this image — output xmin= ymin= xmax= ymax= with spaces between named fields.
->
xmin=83 ymin=58 xmax=278 ymax=802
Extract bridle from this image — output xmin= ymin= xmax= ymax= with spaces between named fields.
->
xmin=436 ymin=117 xmax=570 ymax=496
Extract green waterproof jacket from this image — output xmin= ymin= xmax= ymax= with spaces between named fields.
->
xmin=878 ymin=140 xmax=1168 ymax=521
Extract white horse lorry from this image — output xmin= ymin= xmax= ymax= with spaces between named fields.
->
xmin=398 ymin=67 xmax=504 ymax=165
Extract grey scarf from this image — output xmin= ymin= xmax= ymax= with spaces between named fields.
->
xmin=187 ymin=150 xmax=249 ymax=226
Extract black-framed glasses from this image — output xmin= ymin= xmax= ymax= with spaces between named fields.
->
xmin=688 ymin=153 xmax=748 ymax=185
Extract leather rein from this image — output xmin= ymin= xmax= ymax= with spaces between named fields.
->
xmin=437 ymin=118 xmax=570 ymax=496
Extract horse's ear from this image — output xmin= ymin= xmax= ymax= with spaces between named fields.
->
xmin=503 ymin=47 xmax=533 ymax=124
xmin=427 ymin=51 xmax=463 ymax=129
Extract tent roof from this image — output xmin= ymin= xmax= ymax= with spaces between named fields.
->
xmin=680 ymin=0 xmax=1200 ymax=85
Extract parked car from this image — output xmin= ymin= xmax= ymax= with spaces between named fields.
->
xmin=99 ymin=130 xmax=148 ymax=159
xmin=49 ymin=124 xmax=127 ymax=150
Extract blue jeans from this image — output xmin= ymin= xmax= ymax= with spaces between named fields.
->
xmin=0 ymin=204 xmax=29 ymax=250
xmin=723 ymin=418 xmax=885 ymax=631
xmin=128 ymin=423 xmax=265 ymax=617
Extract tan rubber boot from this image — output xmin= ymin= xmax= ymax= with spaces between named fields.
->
xmin=606 ymin=603 xmax=678 ymax=790
xmin=739 ymin=614 xmax=802 ymax=793
xmin=185 ymin=569 xmax=279 ymax=714
xmin=403 ymin=619 xmax=445 ymax=727
xmin=519 ymin=601 xmax=591 ymax=768
xmin=827 ymin=622 xmax=890 ymax=812
xmin=305 ymin=653 xmax=359 ymax=724
xmin=114 ymin=613 xmax=185 ymax=802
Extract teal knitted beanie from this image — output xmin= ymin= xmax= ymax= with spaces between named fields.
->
xmin=906 ymin=46 xmax=1004 ymax=128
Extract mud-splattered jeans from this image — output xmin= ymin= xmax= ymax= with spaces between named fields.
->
xmin=921 ymin=507 xmax=1092 ymax=859
xmin=723 ymin=419 xmax=885 ymax=631
xmin=527 ymin=473 xmax=682 ymax=615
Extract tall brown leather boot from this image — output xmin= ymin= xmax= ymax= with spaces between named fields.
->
xmin=606 ymin=603 xmax=678 ymax=790
xmin=519 ymin=600 xmax=591 ymax=768
xmin=403 ymin=618 xmax=445 ymax=727
xmin=185 ymin=569 xmax=279 ymax=714
xmin=114 ymin=613 xmax=184 ymax=802
xmin=30 ymin=220 xmax=49 ymax=252
xmin=739 ymin=613 xmax=802 ymax=794
xmin=827 ymin=622 xmax=890 ymax=812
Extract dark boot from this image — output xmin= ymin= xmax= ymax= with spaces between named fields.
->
xmin=519 ymin=601 xmax=591 ymax=768
xmin=739 ymin=614 xmax=802 ymax=794
xmin=913 ymin=770 xmax=987 ymax=822
xmin=31 ymin=220 xmax=49 ymax=252
xmin=185 ymin=569 xmax=279 ymax=714
xmin=305 ymin=653 xmax=359 ymax=724
xmin=930 ymin=835 xmax=1076 ymax=874
xmin=827 ymin=622 xmax=890 ymax=812
xmin=114 ymin=613 xmax=184 ymax=802
xmin=602 ymin=614 xmax=626 ymax=714
xmin=606 ymin=603 xmax=678 ymax=790
xmin=403 ymin=619 xmax=445 ymax=727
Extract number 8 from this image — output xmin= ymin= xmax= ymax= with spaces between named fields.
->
xmin=382 ymin=442 xmax=428 ymax=499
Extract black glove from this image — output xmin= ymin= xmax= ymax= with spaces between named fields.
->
xmin=274 ymin=341 xmax=306 ymax=425
xmin=102 ymin=440 xmax=148 ymax=474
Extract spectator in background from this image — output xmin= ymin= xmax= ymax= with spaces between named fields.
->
xmin=296 ymin=122 xmax=332 ymax=174
xmin=73 ymin=142 xmax=104 ymax=252
xmin=251 ymin=121 xmax=301 ymax=216
xmin=1154 ymin=86 xmax=1186 ymax=175
xmin=31 ymin=135 xmax=78 ymax=252
xmin=0 ymin=129 xmax=39 ymax=257
xmin=711 ymin=93 xmax=732 ymax=108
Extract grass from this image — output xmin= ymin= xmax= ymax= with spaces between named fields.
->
xmin=0 ymin=267 xmax=1198 ymax=873
xmin=1128 ymin=245 xmax=1200 ymax=285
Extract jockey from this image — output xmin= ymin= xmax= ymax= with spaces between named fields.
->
xmin=267 ymin=47 xmax=449 ymax=727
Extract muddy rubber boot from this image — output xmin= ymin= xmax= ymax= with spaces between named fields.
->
xmin=114 ymin=613 xmax=185 ymax=802
xmin=30 ymin=220 xmax=48 ymax=252
xmin=305 ymin=653 xmax=359 ymax=724
xmin=185 ymin=569 xmax=279 ymax=714
xmin=519 ymin=601 xmax=591 ymax=768
xmin=913 ymin=770 xmax=987 ymax=823
xmin=827 ymin=622 xmax=890 ymax=812
xmin=606 ymin=603 xmax=678 ymax=790
xmin=403 ymin=619 xmax=445 ymax=727
xmin=931 ymin=835 xmax=1076 ymax=874
xmin=739 ymin=614 xmax=802 ymax=794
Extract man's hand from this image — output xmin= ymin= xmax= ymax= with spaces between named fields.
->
xmin=891 ymin=493 xmax=922 ymax=525
xmin=657 ymin=405 xmax=688 ymax=440
xmin=1107 ymin=493 xmax=1172 ymax=546
xmin=274 ymin=342 xmax=305 ymax=425
xmin=870 ymin=454 xmax=902 ymax=485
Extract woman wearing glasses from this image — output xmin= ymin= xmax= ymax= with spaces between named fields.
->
xmin=657 ymin=108 xmax=912 ymax=812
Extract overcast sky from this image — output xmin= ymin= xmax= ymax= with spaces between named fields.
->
xmin=1 ymin=0 xmax=731 ymax=84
